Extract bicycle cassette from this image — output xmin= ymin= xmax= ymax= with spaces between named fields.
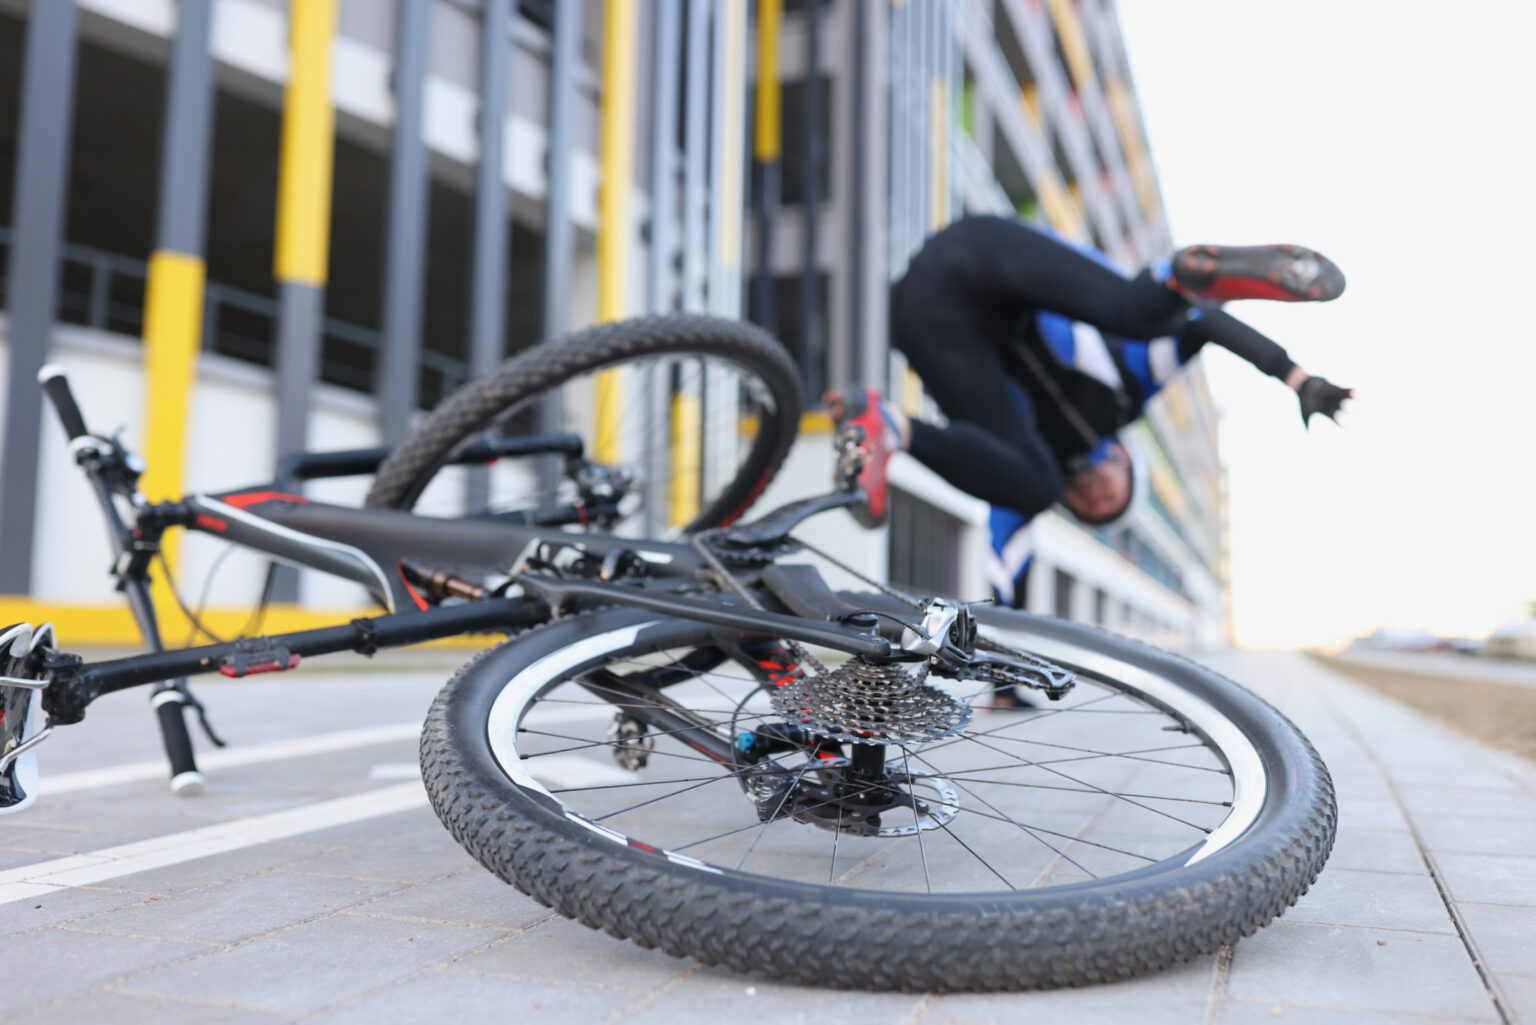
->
xmin=770 ymin=657 xmax=972 ymax=745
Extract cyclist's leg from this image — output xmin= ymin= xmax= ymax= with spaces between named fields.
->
xmin=919 ymin=216 xmax=1190 ymax=339
xmin=927 ymin=217 xmax=1307 ymax=390
xmin=891 ymin=280 xmax=1064 ymax=516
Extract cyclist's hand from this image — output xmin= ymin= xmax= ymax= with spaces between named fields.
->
xmin=1297 ymin=375 xmax=1352 ymax=428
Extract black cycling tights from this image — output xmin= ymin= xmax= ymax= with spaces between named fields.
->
xmin=892 ymin=217 xmax=1294 ymax=515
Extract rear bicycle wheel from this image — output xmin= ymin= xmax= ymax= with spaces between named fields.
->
xmin=420 ymin=604 xmax=1336 ymax=991
xmin=366 ymin=314 xmax=802 ymax=535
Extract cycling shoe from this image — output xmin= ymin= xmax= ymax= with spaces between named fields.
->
xmin=1171 ymin=243 xmax=1345 ymax=303
xmin=824 ymin=386 xmax=901 ymax=529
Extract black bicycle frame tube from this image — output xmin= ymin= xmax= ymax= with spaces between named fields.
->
xmin=184 ymin=493 xmax=708 ymax=614
xmin=44 ymin=597 xmax=551 ymax=724
xmin=184 ymin=495 xmax=404 ymax=610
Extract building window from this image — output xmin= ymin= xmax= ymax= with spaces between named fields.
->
xmin=991 ymin=124 xmax=1038 ymax=216
xmin=1094 ymin=587 xmax=1108 ymax=626
xmin=746 ymin=271 xmax=830 ymax=401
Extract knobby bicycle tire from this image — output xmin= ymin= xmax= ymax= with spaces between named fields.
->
xmin=365 ymin=314 xmax=803 ymax=532
xmin=419 ymin=604 xmax=1336 ymax=991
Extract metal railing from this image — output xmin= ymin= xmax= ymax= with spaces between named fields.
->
xmin=0 ymin=225 xmax=471 ymax=407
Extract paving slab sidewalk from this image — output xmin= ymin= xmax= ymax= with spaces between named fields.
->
xmin=0 ymin=650 xmax=1530 ymax=1024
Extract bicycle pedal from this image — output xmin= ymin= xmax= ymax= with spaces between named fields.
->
xmin=218 ymin=639 xmax=301 ymax=678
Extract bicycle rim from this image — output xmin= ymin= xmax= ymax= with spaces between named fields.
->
xmin=486 ymin=618 xmax=1261 ymax=892
xmin=425 ymin=607 xmax=1333 ymax=988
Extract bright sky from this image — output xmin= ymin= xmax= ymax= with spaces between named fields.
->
xmin=1117 ymin=3 xmax=1536 ymax=650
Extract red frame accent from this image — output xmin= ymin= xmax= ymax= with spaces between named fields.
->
xmin=220 ymin=491 xmax=311 ymax=510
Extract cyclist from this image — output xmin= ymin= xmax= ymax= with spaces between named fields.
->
xmin=829 ymin=215 xmax=1351 ymax=609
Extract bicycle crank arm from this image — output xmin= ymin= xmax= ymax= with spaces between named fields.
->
xmin=515 ymin=575 xmax=891 ymax=658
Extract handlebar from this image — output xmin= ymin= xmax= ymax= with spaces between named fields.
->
xmin=35 ymin=363 xmax=207 ymax=793
xmin=38 ymin=364 xmax=90 ymax=442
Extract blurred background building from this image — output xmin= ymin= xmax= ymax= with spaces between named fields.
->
xmin=0 ymin=0 xmax=1227 ymax=648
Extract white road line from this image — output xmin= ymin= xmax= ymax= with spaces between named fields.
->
xmin=0 ymin=782 xmax=429 ymax=907
xmin=42 ymin=723 xmax=421 ymax=795
xmin=368 ymin=762 xmax=422 ymax=780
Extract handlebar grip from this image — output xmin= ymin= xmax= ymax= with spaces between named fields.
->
xmin=151 ymin=688 xmax=204 ymax=795
xmin=38 ymin=364 xmax=90 ymax=442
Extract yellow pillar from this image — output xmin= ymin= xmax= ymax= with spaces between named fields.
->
xmin=274 ymin=0 xmax=338 ymax=288
xmin=755 ymin=0 xmax=781 ymax=163
xmin=594 ymin=0 xmax=639 ymax=466
xmin=140 ymin=252 xmax=206 ymax=631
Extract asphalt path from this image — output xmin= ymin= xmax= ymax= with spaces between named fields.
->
xmin=2 ymin=647 xmax=1532 ymax=1024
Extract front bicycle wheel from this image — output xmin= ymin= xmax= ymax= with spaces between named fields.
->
xmin=365 ymin=314 xmax=802 ymax=535
xmin=420 ymin=604 xmax=1335 ymax=991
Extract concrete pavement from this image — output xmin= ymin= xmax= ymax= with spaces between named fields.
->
xmin=1 ymin=648 xmax=1532 ymax=1023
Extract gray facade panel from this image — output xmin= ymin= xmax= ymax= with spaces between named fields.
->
xmin=538 ymin=0 xmax=580 ymax=337
xmin=154 ymin=0 xmax=215 ymax=256
xmin=647 ymin=0 xmax=682 ymax=314
xmin=0 ymin=0 xmax=80 ymax=594
xmin=339 ymin=0 xmax=398 ymax=53
xmin=468 ymin=0 xmax=511 ymax=376
xmin=378 ymin=0 xmax=432 ymax=444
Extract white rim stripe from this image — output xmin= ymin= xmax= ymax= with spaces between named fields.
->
xmin=487 ymin=618 xmax=1265 ymax=875
xmin=486 ymin=624 xmax=645 ymax=797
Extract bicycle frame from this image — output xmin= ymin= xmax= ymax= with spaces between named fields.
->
xmin=2 ymin=365 xmax=898 ymax=810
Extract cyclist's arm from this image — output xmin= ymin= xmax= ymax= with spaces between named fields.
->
xmin=1178 ymin=307 xmax=1301 ymax=386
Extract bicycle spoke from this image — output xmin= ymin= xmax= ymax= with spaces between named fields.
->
xmin=927 ymin=807 xmax=1019 ymax=890
xmin=931 ymin=775 xmax=1230 ymax=807
xmin=950 ymin=733 xmax=1227 ymax=774
xmin=594 ymin=770 xmax=747 ymax=823
xmin=668 ymin=775 xmax=904 ymax=854
xmin=735 ymin=757 xmax=820 ymax=872
xmin=496 ymin=614 xmax=1260 ymax=901
xmin=829 ymin=807 xmax=842 ymax=883
xmin=523 ymin=699 xmax=780 ymax=748
xmin=952 ymin=730 xmax=1212 ymax=834
xmin=905 ymin=747 xmax=1103 ymax=880
xmin=899 ymin=746 xmax=933 ymax=894
xmin=546 ymin=774 xmax=728 ymax=793
xmin=516 ymin=727 xmax=729 ymax=767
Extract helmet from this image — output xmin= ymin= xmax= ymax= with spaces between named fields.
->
xmin=1062 ymin=437 xmax=1146 ymax=528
